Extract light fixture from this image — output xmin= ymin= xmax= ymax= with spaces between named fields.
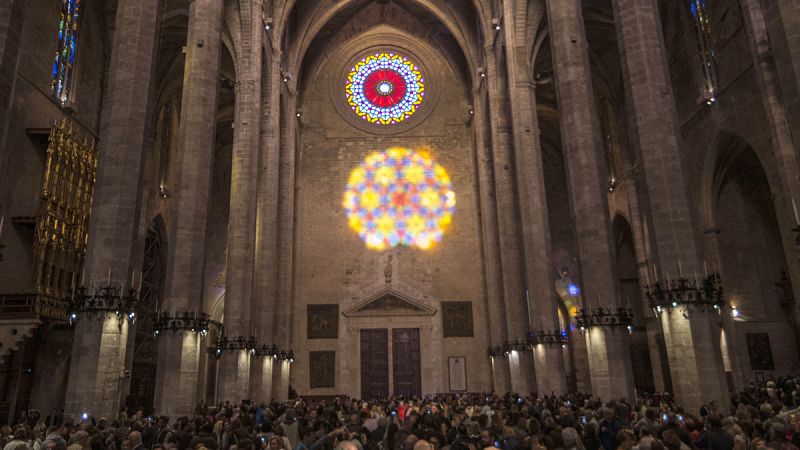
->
xmin=575 ymin=307 xmax=634 ymax=332
xmin=646 ymin=273 xmax=725 ymax=316
xmin=492 ymin=18 xmax=501 ymax=31
xmin=731 ymin=306 xmax=740 ymax=318
xmin=68 ymin=282 xmax=142 ymax=330
xmin=152 ymin=310 xmax=221 ymax=336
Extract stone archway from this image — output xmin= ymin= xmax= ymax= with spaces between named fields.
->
xmin=709 ymin=137 xmax=800 ymax=381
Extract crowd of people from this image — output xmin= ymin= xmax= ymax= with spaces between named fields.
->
xmin=2 ymin=377 xmax=799 ymax=450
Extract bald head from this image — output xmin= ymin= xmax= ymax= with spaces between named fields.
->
xmin=414 ymin=440 xmax=434 ymax=450
xmin=335 ymin=441 xmax=360 ymax=450
xmin=128 ymin=431 xmax=142 ymax=446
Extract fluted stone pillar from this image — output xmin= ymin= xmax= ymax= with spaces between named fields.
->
xmin=472 ymin=88 xmax=511 ymax=394
xmin=272 ymin=87 xmax=297 ymax=402
xmin=219 ymin=0 xmax=263 ymax=403
xmin=612 ymin=0 xmax=728 ymax=411
xmin=484 ymin=46 xmax=535 ymax=395
xmin=272 ymin=359 xmax=291 ymax=402
xmin=502 ymin=0 xmax=567 ymax=396
xmin=63 ymin=0 xmax=161 ymax=419
xmin=252 ymin=36 xmax=283 ymax=402
xmin=153 ymin=0 xmax=224 ymax=417
xmin=757 ymin=0 xmax=800 ymax=160
xmin=250 ymin=356 xmax=274 ymax=402
xmin=545 ymin=0 xmax=634 ymax=400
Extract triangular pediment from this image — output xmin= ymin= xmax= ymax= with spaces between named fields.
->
xmin=343 ymin=288 xmax=436 ymax=317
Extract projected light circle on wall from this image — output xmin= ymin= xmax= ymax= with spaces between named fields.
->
xmin=345 ymin=52 xmax=425 ymax=125
xmin=343 ymin=147 xmax=456 ymax=251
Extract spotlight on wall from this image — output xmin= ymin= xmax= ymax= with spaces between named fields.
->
xmin=492 ymin=18 xmax=501 ymax=31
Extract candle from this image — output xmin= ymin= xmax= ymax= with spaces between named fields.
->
xmin=645 ymin=268 xmax=651 ymax=291
xmin=107 ymin=269 xmax=111 ymax=286
xmin=654 ymin=264 xmax=659 ymax=282
xmin=694 ymin=271 xmax=699 ymax=286
xmin=80 ymin=267 xmax=85 ymax=286
xmin=793 ymin=197 xmax=800 ymax=225
xmin=138 ymin=271 xmax=143 ymax=291
xmin=666 ymin=272 xmax=671 ymax=289
xmin=678 ymin=260 xmax=683 ymax=278
xmin=703 ymin=260 xmax=708 ymax=278
xmin=0 ymin=216 xmax=4 ymax=240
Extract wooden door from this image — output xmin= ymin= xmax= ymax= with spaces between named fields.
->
xmin=360 ymin=329 xmax=389 ymax=400
xmin=392 ymin=328 xmax=421 ymax=398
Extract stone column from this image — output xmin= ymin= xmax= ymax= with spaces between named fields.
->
xmin=624 ymin=187 xmax=667 ymax=393
xmin=612 ymin=0 xmax=729 ymax=411
xmin=0 ymin=0 xmax=27 ymax=214
xmin=272 ymin=359 xmax=291 ymax=402
xmin=153 ymin=0 xmax=224 ymax=417
xmin=545 ymin=0 xmax=634 ymax=400
xmin=272 ymin=87 xmax=297 ymax=402
xmin=758 ymin=0 xmax=800 ymax=159
xmin=63 ymin=0 xmax=161 ymax=419
xmin=483 ymin=45 xmax=534 ymax=396
xmin=218 ymin=0 xmax=263 ymax=404
xmin=252 ymin=33 xmax=283 ymax=401
xmin=502 ymin=0 xmax=566 ymax=396
xmin=472 ymin=88 xmax=511 ymax=394
xmin=250 ymin=356 xmax=274 ymax=402
xmin=701 ymin=228 xmax=746 ymax=393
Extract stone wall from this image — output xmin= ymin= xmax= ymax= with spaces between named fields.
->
xmin=291 ymin=26 xmax=489 ymax=396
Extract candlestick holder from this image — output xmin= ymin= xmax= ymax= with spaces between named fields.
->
xmin=487 ymin=331 xmax=569 ymax=357
xmin=645 ymin=273 xmax=724 ymax=316
xmin=527 ymin=330 xmax=569 ymax=347
xmin=575 ymin=307 xmax=634 ymax=333
xmin=68 ymin=284 xmax=141 ymax=330
xmin=152 ymin=310 xmax=222 ymax=337
xmin=208 ymin=336 xmax=294 ymax=363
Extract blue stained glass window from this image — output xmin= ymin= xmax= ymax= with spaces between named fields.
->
xmin=687 ymin=0 xmax=718 ymax=105
xmin=51 ymin=0 xmax=81 ymax=104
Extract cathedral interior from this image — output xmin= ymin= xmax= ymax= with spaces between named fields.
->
xmin=0 ymin=0 xmax=799 ymax=423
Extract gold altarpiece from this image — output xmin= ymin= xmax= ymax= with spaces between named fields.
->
xmin=33 ymin=116 xmax=97 ymax=305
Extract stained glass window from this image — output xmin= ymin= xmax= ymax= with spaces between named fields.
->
xmin=51 ymin=0 xmax=81 ymax=104
xmin=343 ymin=147 xmax=455 ymax=251
xmin=688 ymin=0 xmax=718 ymax=105
xmin=345 ymin=53 xmax=425 ymax=125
